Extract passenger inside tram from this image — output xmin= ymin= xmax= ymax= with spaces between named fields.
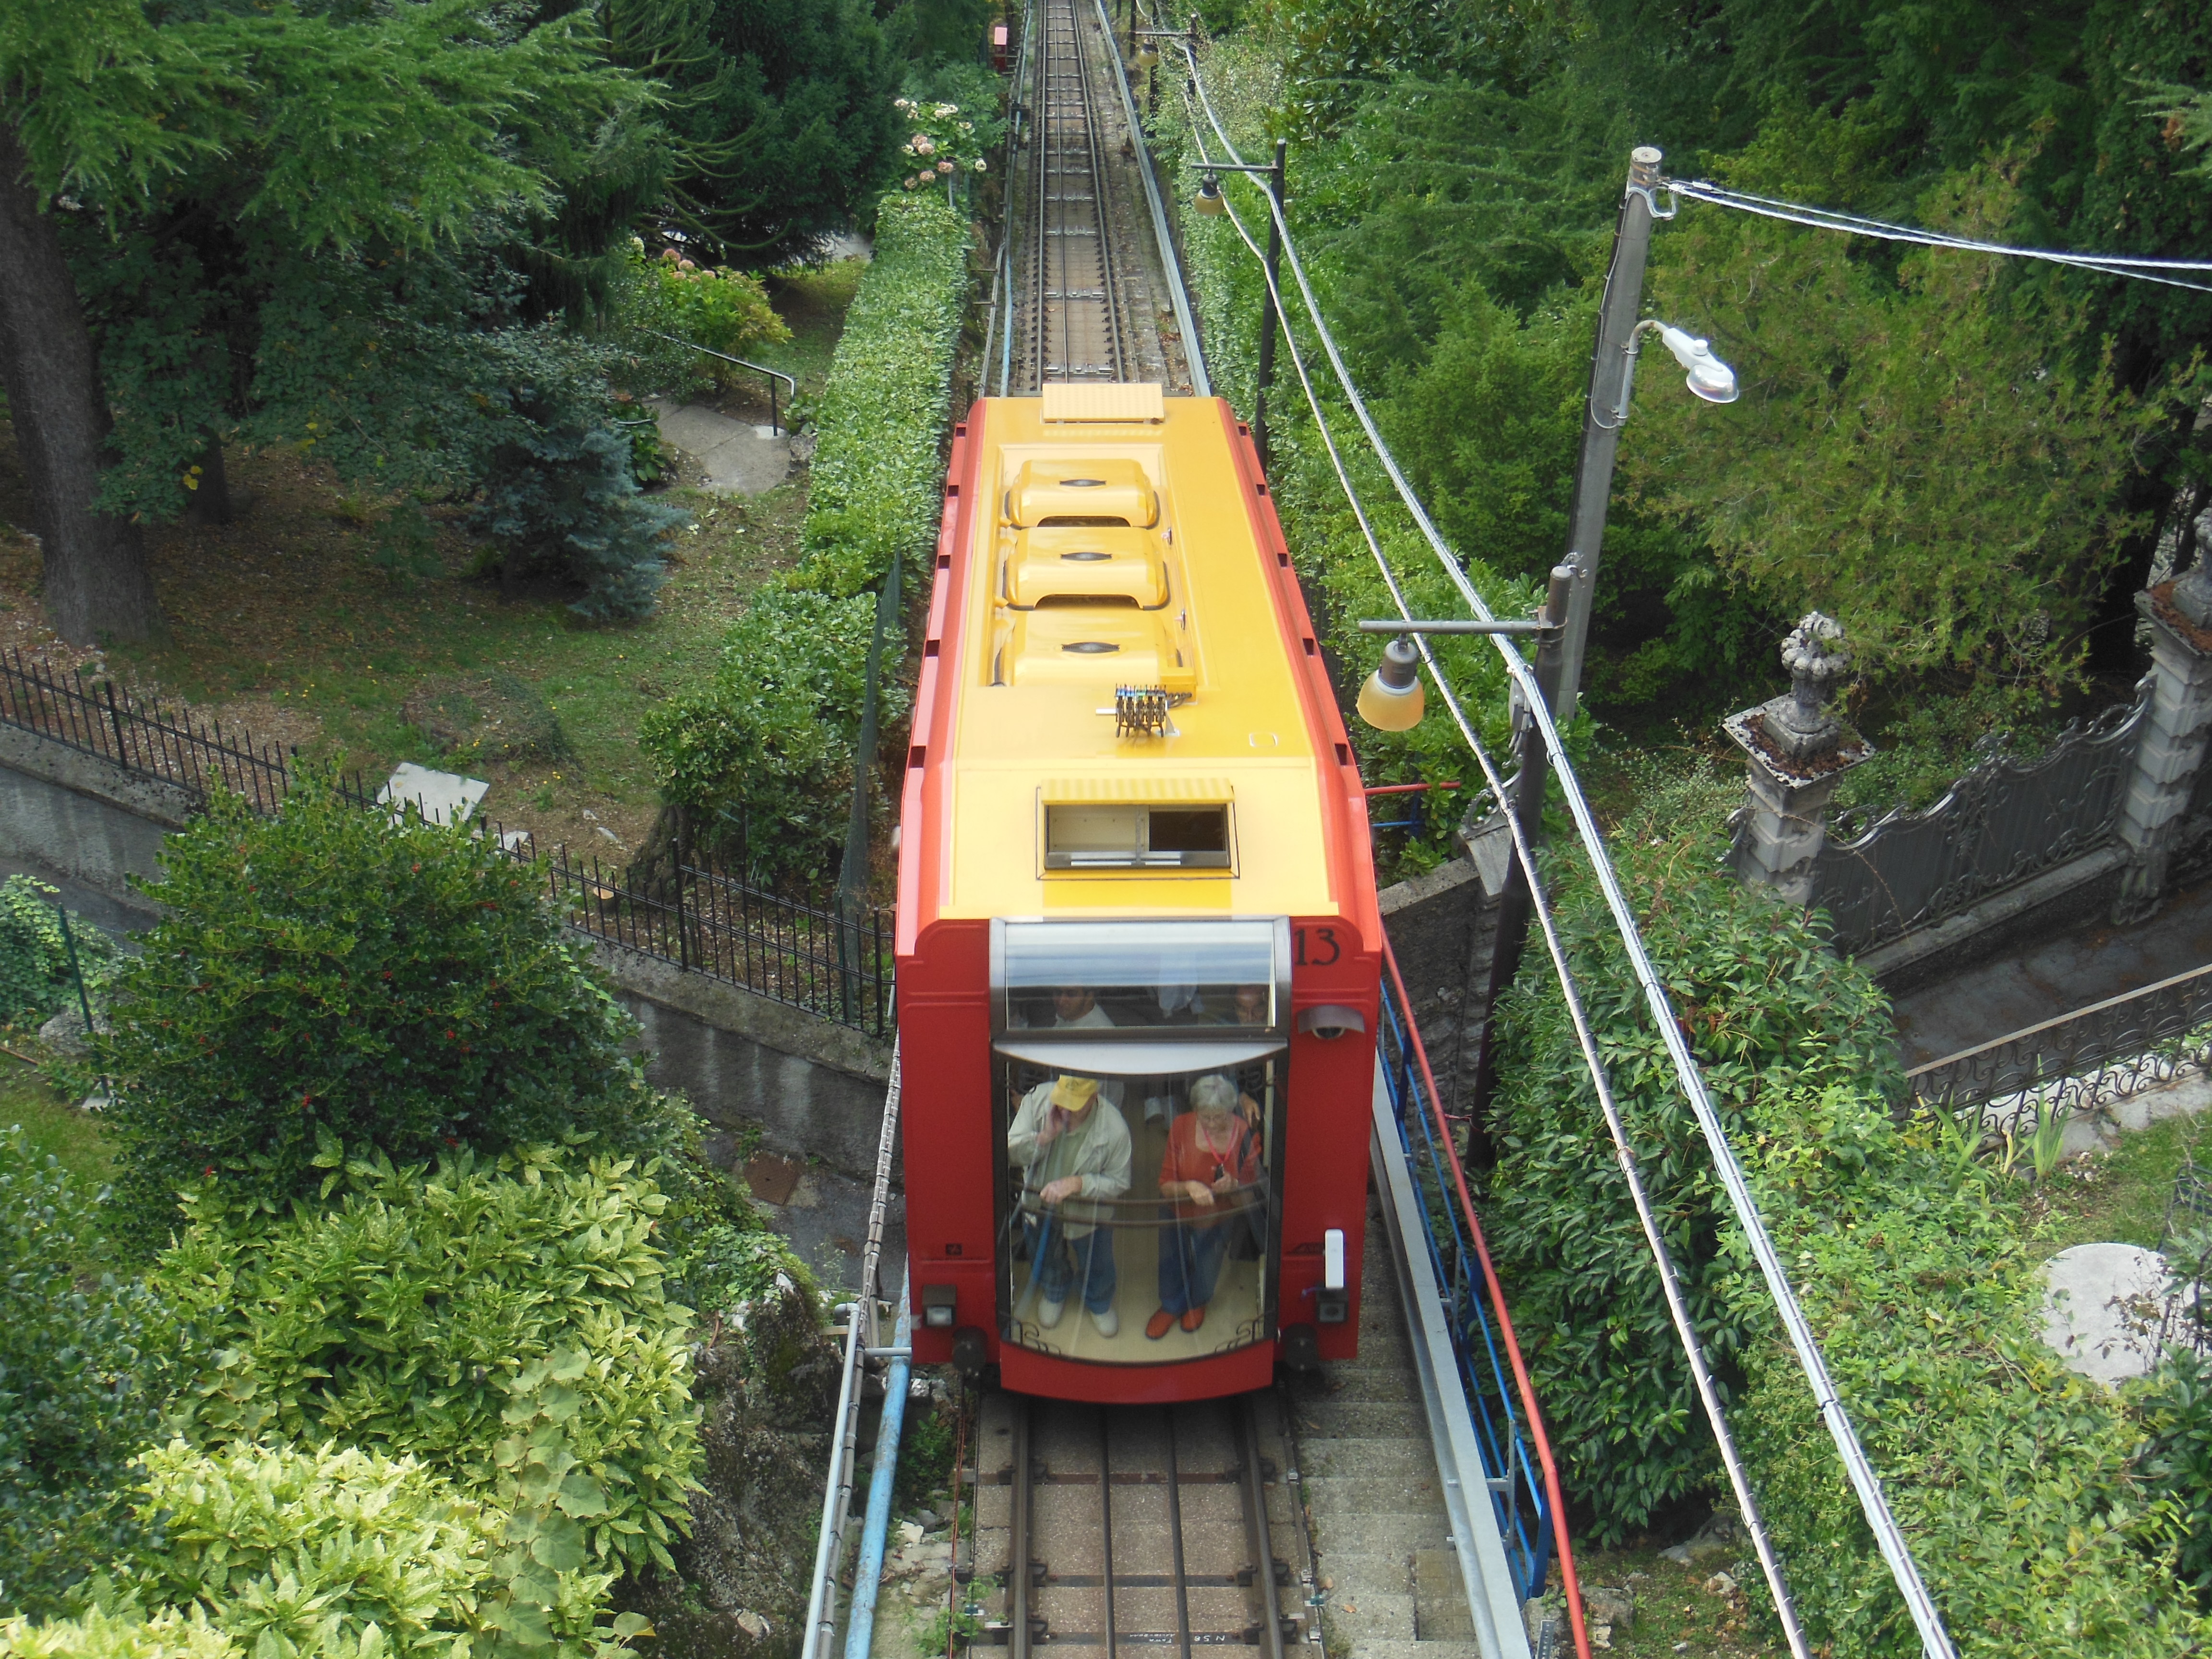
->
xmin=1007 ymin=1072 xmax=1133 ymax=1337
xmin=1148 ymin=1073 xmax=1262 ymax=1339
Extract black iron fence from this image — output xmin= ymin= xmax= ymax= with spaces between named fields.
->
xmin=0 ymin=649 xmax=894 ymax=1035
xmin=0 ymin=648 xmax=295 ymax=812
xmin=1907 ymin=959 xmax=2212 ymax=1118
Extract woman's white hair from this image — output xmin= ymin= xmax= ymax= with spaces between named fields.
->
xmin=1188 ymin=1074 xmax=1238 ymax=1112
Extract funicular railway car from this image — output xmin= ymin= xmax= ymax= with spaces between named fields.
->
xmin=897 ymin=383 xmax=1383 ymax=1403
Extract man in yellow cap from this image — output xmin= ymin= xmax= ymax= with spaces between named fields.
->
xmin=1007 ymin=1072 xmax=1132 ymax=1336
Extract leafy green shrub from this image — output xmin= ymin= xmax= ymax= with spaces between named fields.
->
xmin=618 ymin=245 xmax=789 ymax=399
xmin=797 ymin=190 xmax=971 ymax=598
xmin=94 ymin=778 xmax=655 ymax=1250
xmin=1482 ymin=838 xmax=1905 ymax=1539
xmin=0 ymin=1605 xmax=236 ymax=1659
xmin=2132 ymin=1228 xmax=2212 ymax=1608
xmin=0 ymin=877 xmax=112 ymax=1031
xmin=152 ymin=1143 xmax=703 ymax=1576
xmin=0 ymin=1128 xmax=190 ymax=1620
xmin=1485 ymin=835 xmax=2212 ymax=1651
xmin=638 ymin=589 xmax=905 ymax=880
xmin=117 ymin=1439 xmax=644 ymax=1659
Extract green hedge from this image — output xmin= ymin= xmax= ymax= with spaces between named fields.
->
xmin=152 ymin=1143 xmax=703 ymax=1577
xmin=1483 ymin=830 xmax=2212 ymax=1654
xmin=797 ymin=190 xmax=972 ymax=599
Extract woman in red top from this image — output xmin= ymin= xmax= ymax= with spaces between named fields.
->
xmin=1147 ymin=1073 xmax=1262 ymax=1338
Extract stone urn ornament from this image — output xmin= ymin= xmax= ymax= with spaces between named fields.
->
xmin=1762 ymin=612 xmax=1852 ymax=764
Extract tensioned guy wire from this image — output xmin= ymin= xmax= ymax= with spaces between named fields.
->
xmin=1174 ymin=30 xmax=1960 ymax=1659
xmin=1189 ymin=98 xmax=1811 ymax=1659
xmin=1664 ymin=177 xmax=2212 ymax=294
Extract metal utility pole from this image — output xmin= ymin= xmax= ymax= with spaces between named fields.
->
xmin=1252 ymin=140 xmax=1287 ymax=469
xmin=1469 ymin=565 xmax=1573 ymax=1122
xmin=1555 ymin=145 xmax=1665 ymax=726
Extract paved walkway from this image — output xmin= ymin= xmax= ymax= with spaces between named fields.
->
xmin=1891 ymin=874 xmax=2212 ymax=1066
xmin=647 ymin=398 xmax=792 ymax=494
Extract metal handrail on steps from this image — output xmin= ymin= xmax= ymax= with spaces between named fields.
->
xmin=633 ymin=325 xmax=799 ymax=435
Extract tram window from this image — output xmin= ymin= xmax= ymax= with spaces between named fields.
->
xmin=1000 ymin=918 xmax=1278 ymax=1032
xmin=998 ymin=1055 xmax=1280 ymax=1365
xmin=1044 ymin=803 xmax=1230 ymax=870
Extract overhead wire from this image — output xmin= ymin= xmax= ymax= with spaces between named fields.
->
xmin=1168 ymin=22 xmax=1959 ymax=1659
xmin=1662 ymin=178 xmax=2212 ymax=294
xmin=1181 ymin=70 xmax=1811 ymax=1659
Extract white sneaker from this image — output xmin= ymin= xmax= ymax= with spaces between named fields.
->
xmin=1038 ymin=1297 xmax=1065 ymax=1329
xmin=1091 ymin=1306 xmax=1119 ymax=1337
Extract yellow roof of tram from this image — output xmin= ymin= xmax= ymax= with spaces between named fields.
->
xmin=936 ymin=392 xmax=1336 ymax=920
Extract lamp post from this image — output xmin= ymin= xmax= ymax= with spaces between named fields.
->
xmin=1353 ymin=573 xmax=1573 ymax=1132
xmin=1189 ymin=146 xmax=1287 ymax=467
xmin=1558 ymin=146 xmax=1710 ymax=725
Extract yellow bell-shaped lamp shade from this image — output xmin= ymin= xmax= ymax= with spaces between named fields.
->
xmin=1194 ymin=175 xmax=1227 ymax=216
xmin=1357 ymin=635 xmax=1426 ymax=732
xmin=1135 ymin=39 xmax=1159 ymax=68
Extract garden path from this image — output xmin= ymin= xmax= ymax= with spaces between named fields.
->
xmin=1891 ymin=874 xmax=2212 ymax=1067
xmin=648 ymin=397 xmax=793 ymax=494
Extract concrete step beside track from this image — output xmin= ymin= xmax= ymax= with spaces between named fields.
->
xmin=1290 ymin=1190 xmax=1476 ymax=1656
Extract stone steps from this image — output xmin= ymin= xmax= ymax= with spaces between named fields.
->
xmin=1293 ymin=1189 xmax=1484 ymax=1657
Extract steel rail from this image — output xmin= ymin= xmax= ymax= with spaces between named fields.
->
xmin=1236 ymin=1396 xmax=1290 ymax=1659
xmin=799 ymin=1042 xmax=904 ymax=1659
xmin=1179 ymin=41 xmax=1956 ymax=1656
xmin=1092 ymin=0 xmax=1209 ymax=394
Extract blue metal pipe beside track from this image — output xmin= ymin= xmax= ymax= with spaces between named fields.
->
xmin=843 ymin=1292 xmax=914 ymax=1659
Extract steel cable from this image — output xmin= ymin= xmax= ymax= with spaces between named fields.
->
xmin=1172 ymin=29 xmax=1959 ymax=1658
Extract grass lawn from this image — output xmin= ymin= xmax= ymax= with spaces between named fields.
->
xmin=1574 ymin=1545 xmax=1780 ymax=1657
xmin=2019 ymin=1098 xmax=2207 ymax=1253
xmin=0 ymin=1053 xmax=112 ymax=1190
xmin=0 ymin=264 xmax=867 ymax=871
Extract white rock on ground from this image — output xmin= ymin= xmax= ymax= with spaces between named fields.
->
xmin=2039 ymin=1241 xmax=2197 ymax=1387
xmin=379 ymin=762 xmax=487 ymax=828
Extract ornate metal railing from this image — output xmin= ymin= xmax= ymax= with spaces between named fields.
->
xmin=1376 ymin=964 xmax=1557 ymax=1604
xmin=1812 ymin=676 xmax=2152 ymax=955
xmin=0 ymin=649 xmax=895 ymax=1034
xmin=1907 ymin=959 xmax=2212 ymax=1118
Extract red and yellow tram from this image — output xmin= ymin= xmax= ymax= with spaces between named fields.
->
xmin=897 ymin=384 xmax=1382 ymax=1403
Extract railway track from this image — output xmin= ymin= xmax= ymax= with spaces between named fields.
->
xmin=972 ymin=1389 xmax=1318 ymax=1655
xmin=1004 ymin=0 xmax=1191 ymax=393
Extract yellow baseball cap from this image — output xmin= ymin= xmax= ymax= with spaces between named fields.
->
xmin=1051 ymin=1075 xmax=1101 ymax=1110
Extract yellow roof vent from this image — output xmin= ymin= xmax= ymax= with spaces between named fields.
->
xmin=1005 ymin=526 xmax=1169 ymax=609
xmin=1002 ymin=458 xmax=1159 ymax=529
xmin=1040 ymin=382 xmax=1167 ymax=423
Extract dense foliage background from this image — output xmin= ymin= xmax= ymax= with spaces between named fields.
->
xmin=1153 ymin=0 xmax=2212 ymax=871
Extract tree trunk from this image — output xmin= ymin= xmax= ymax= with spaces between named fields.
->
xmin=0 ymin=125 xmax=159 ymax=644
xmin=183 ymin=426 xmax=235 ymax=527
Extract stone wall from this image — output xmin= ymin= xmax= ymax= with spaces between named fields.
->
xmin=0 ymin=721 xmax=897 ymax=1178
xmin=1376 ymin=829 xmax=1509 ymax=1118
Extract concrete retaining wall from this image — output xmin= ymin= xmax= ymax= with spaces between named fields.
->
xmin=0 ymin=721 xmax=897 ymax=1177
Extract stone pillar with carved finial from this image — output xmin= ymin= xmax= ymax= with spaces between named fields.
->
xmin=1722 ymin=613 xmax=1876 ymax=910
xmin=2117 ymin=528 xmax=2212 ymax=921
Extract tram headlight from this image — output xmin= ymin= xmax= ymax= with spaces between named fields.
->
xmin=922 ymin=1285 xmax=959 ymax=1329
xmin=1356 ymin=634 xmax=1425 ymax=732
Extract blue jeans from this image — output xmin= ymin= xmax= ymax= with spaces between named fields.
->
xmin=1157 ymin=1211 xmax=1233 ymax=1315
xmin=1022 ymin=1210 xmax=1117 ymax=1314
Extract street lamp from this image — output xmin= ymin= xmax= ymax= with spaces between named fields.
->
xmin=1605 ymin=320 xmax=1738 ymax=424
xmin=1193 ymin=173 xmax=1226 ymax=216
xmin=1356 ymin=636 xmax=1425 ymax=731
xmin=1189 ymin=145 xmax=1288 ymax=462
